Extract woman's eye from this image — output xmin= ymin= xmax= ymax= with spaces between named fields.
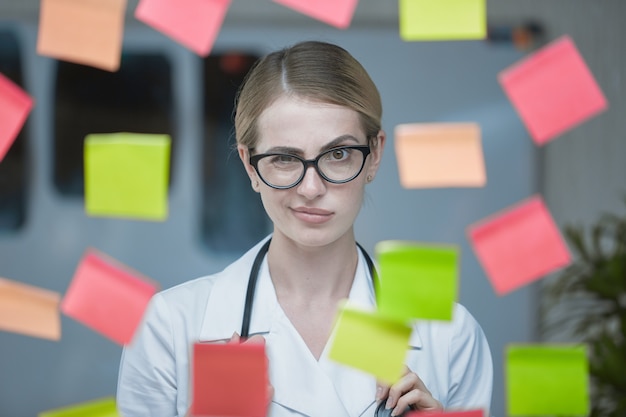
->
xmin=330 ymin=149 xmax=348 ymax=160
xmin=271 ymin=155 xmax=297 ymax=164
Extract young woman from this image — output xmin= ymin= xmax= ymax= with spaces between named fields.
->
xmin=117 ymin=40 xmax=493 ymax=417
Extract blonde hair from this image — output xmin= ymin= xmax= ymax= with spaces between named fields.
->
xmin=234 ymin=41 xmax=382 ymax=149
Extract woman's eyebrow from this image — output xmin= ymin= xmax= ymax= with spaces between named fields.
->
xmin=320 ymin=135 xmax=361 ymax=151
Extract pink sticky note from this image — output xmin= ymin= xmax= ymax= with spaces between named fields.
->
xmin=36 ymin=0 xmax=126 ymax=72
xmin=406 ymin=410 xmax=485 ymax=417
xmin=192 ymin=342 xmax=268 ymax=417
xmin=60 ymin=249 xmax=159 ymax=345
xmin=467 ymin=195 xmax=571 ymax=295
xmin=273 ymin=0 xmax=359 ymax=29
xmin=498 ymin=35 xmax=608 ymax=145
xmin=0 ymin=73 xmax=34 ymax=162
xmin=135 ymin=0 xmax=230 ymax=57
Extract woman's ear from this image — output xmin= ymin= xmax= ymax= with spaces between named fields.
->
xmin=366 ymin=130 xmax=386 ymax=181
xmin=238 ymin=144 xmax=261 ymax=192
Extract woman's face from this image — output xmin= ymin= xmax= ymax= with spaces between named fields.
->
xmin=238 ymin=94 xmax=385 ymax=249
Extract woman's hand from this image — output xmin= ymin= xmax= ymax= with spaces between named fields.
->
xmin=376 ymin=367 xmax=443 ymax=416
xmin=229 ymin=333 xmax=275 ymax=405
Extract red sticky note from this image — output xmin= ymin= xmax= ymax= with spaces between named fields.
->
xmin=467 ymin=195 xmax=571 ymax=295
xmin=498 ymin=35 xmax=608 ymax=145
xmin=0 ymin=73 xmax=34 ymax=162
xmin=406 ymin=410 xmax=485 ymax=417
xmin=60 ymin=249 xmax=159 ymax=345
xmin=192 ymin=342 xmax=268 ymax=417
xmin=135 ymin=0 xmax=231 ymax=56
xmin=273 ymin=0 xmax=359 ymax=29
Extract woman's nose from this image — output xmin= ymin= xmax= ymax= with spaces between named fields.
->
xmin=296 ymin=166 xmax=326 ymax=199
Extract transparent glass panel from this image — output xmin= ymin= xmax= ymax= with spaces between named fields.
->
xmin=53 ymin=54 xmax=174 ymax=195
xmin=201 ymin=52 xmax=270 ymax=253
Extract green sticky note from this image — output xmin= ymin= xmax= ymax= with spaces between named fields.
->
xmin=399 ymin=0 xmax=486 ymax=41
xmin=328 ymin=303 xmax=412 ymax=384
xmin=84 ymin=133 xmax=170 ymax=221
xmin=39 ymin=397 xmax=120 ymax=417
xmin=375 ymin=241 xmax=458 ymax=321
xmin=506 ymin=344 xmax=590 ymax=416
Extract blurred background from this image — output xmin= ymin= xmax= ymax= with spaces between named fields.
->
xmin=0 ymin=1 xmax=624 ymax=416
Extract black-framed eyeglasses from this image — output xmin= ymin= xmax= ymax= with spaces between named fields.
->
xmin=249 ymin=145 xmax=371 ymax=190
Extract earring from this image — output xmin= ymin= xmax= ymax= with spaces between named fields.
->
xmin=366 ymin=175 xmax=373 ymax=183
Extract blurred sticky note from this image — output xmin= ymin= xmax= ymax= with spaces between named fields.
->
xmin=406 ymin=410 xmax=484 ymax=417
xmin=399 ymin=0 xmax=486 ymax=41
xmin=394 ymin=122 xmax=486 ymax=189
xmin=467 ymin=195 xmax=571 ymax=295
xmin=84 ymin=133 xmax=170 ymax=221
xmin=60 ymin=249 xmax=159 ymax=345
xmin=328 ymin=303 xmax=412 ymax=384
xmin=192 ymin=342 xmax=268 ymax=417
xmin=0 ymin=278 xmax=61 ymax=341
xmin=38 ymin=397 xmax=120 ymax=417
xmin=375 ymin=241 xmax=458 ymax=321
xmin=0 ymin=73 xmax=34 ymax=163
xmin=506 ymin=344 xmax=589 ymax=416
xmin=498 ymin=35 xmax=608 ymax=145
xmin=135 ymin=0 xmax=230 ymax=56
xmin=273 ymin=0 xmax=359 ymax=29
xmin=36 ymin=0 xmax=126 ymax=72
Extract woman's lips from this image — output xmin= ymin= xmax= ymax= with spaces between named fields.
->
xmin=291 ymin=207 xmax=333 ymax=224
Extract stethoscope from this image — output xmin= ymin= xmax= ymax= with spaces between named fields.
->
xmin=240 ymin=238 xmax=409 ymax=417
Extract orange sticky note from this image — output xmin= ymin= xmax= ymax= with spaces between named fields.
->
xmin=467 ymin=195 xmax=571 ymax=295
xmin=273 ymin=0 xmax=359 ymax=29
xmin=191 ymin=342 xmax=268 ymax=417
xmin=0 ymin=277 xmax=61 ymax=341
xmin=394 ymin=123 xmax=486 ymax=188
xmin=498 ymin=35 xmax=608 ymax=145
xmin=135 ymin=0 xmax=231 ymax=57
xmin=36 ymin=0 xmax=126 ymax=72
xmin=0 ymin=73 xmax=34 ymax=163
xmin=61 ymin=249 xmax=159 ymax=345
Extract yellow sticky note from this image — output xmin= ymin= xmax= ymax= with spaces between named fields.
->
xmin=394 ymin=122 xmax=486 ymax=189
xmin=328 ymin=303 xmax=412 ymax=384
xmin=84 ymin=133 xmax=170 ymax=221
xmin=506 ymin=344 xmax=590 ymax=416
xmin=36 ymin=0 xmax=126 ymax=71
xmin=38 ymin=397 xmax=120 ymax=417
xmin=399 ymin=0 xmax=486 ymax=41
xmin=0 ymin=277 xmax=61 ymax=341
xmin=375 ymin=241 xmax=458 ymax=321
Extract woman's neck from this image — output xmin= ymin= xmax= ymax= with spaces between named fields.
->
xmin=267 ymin=233 xmax=359 ymax=301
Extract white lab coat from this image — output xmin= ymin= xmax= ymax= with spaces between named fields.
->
xmin=117 ymin=237 xmax=493 ymax=417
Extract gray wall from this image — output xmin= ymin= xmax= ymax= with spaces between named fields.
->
xmin=1 ymin=1 xmax=623 ymax=416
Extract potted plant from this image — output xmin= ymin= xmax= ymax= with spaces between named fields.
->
xmin=541 ymin=200 xmax=626 ymax=417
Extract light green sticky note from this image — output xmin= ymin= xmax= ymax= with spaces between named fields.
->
xmin=506 ymin=344 xmax=590 ymax=416
xmin=399 ymin=0 xmax=486 ymax=41
xmin=375 ymin=240 xmax=458 ymax=322
xmin=39 ymin=397 xmax=120 ymax=417
xmin=328 ymin=303 xmax=412 ymax=384
xmin=84 ymin=133 xmax=170 ymax=221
